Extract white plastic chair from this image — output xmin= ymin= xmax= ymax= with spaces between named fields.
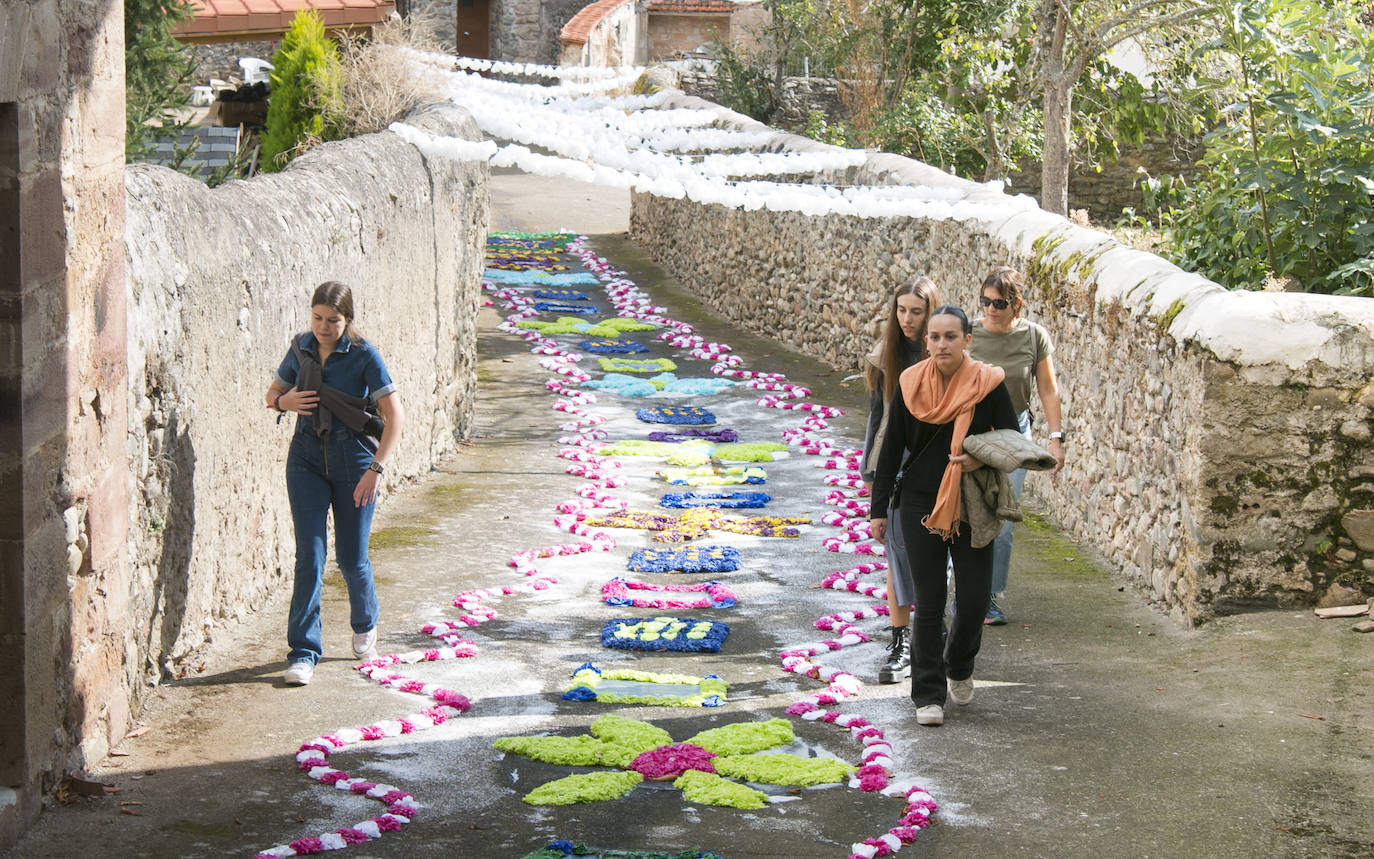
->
xmin=238 ymin=57 xmax=274 ymax=85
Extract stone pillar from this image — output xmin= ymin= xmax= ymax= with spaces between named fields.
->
xmin=0 ymin=0 xmax=129 ymax=847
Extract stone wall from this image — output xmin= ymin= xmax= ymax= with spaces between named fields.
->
xmin=492 ymin=0 xmax=586 ymax=63
xmin=679 ymin=71 xmax=846 ymax=131
xmin=1 ymin=0 xmax=130 ymax=845
xmin=121 ymin=102 xmax=489 ymax=688
xmin=629 ymin=92 xmax=1374 ymax=625
xmin=539 ymin=0 xmax=592 ymax=64
xmin=645 ymin=13 xmax=730 ymax=60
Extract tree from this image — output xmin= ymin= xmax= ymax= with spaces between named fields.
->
xmin=260 ymin=11 xmax=345 ymax=171
xmin=1029 ymin=0 xmax=1215 ymax=215
xmin=125 ymin=0 xmax=197 ymax=160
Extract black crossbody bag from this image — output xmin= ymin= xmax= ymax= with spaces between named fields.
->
xmin=888 ymin=424 xmax=947 ymax=512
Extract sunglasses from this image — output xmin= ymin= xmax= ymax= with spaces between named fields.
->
xmin=980 ymin=295 xmax=1012 ymax=310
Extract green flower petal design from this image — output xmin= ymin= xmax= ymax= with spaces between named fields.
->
xmin=590 ymin=715 xmax=673 ymax=755
xmin=672 ymin=769 xmax=768 ymax=809
xmin=601 ymin=318 xmax=658 ymax=333
xmin=713 ymin=753 xmax=854 ymax=786
xmin=687 ymin=718 xmax=793 ymax=756
xmin=493 ymin=734 xmax=621 ymax=767
xmin=523 ymin=771 xmax=644 ymax=805
xmin=496 ymin=715 xmax=851 ymax=808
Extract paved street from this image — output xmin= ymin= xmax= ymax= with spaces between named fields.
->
xmin=5 ymin=174 xmax=1371 ymax=859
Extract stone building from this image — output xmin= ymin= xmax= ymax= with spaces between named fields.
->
xmin=559 ymin=0 xmax=767 ymax=66
xmin=2 ymin=0 xmax=131 ymax=846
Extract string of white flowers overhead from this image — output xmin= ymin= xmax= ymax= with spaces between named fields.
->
xmin=397 ymin=52 xmax=1033 ymax=223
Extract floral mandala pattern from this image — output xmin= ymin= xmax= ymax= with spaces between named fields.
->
xmin=494 ymin=715 xmax=853 ymax=809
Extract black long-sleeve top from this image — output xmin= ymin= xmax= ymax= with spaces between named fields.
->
xmin=869 ymin=379 xmax=1018 ymax=516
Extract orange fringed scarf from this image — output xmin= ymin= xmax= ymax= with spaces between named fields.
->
xmin=898 ymin=356 xmax=1006 ymax=540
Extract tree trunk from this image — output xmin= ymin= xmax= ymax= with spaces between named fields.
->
xmin=1041 ymin=80 xmax=1072 ymax=216
xmin=1038 ymin=0 xmax=1072 ymax=217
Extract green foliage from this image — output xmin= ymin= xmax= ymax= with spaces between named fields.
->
xmin=712 ymin=752 xmax=854 ymax=785
xmin=1072 ymin=56 xmax=1212 ymax=167
xmin=737 ymin=0 xmax=1200 ymax=190
xmin=710 ymin=0 xmax=820 ymax=123
xmin=260 ymin=11 xmax=345 ymax=172
xmin=1157 ymin=0 xmax=1374 ymax=294
xmin=712 ymin=42 xmax=775 ymax=122
xmin=125 ymin=0 xmax=197 ymax=161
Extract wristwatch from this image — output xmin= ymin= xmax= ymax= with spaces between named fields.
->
xmin=1049 ymin=431 xmax=1066 ymax=444
xmin=367 ymin=460 xmax=385 ymax=475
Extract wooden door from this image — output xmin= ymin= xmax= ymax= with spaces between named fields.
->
xmin=456 ymin=0 xmax=490 ymax=59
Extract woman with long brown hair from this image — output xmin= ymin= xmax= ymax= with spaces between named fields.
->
xmin=861 ymin=275 xmax=942 ymax=684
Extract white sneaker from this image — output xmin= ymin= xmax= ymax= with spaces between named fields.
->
xmin=948 ymin=677 xmax=975 ymax=706
xmin=916 ymin=705 xmax=944 ymax=726
xmin=352 ymin=627 xmax=378 ymax=660
xmin=284 ymin=661 xmax=314 ymax=686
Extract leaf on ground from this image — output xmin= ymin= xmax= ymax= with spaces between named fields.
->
xmin=124 ymin=726 xmax=150 ymax=739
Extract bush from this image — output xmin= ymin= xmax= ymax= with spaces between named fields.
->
xmin=1160 ymin=0 xmax=1374 ymax=295
xmin=712 ymin=43 xmax=775 ymax=123
xmin=260 ymin=10 xmax=345 ymax=171
xmin=326 ymin=10 xmax=447 ymax=139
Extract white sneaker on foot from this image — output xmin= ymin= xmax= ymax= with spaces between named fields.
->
xmin=948 ymin=677 xmax=975 ymax=706
xmin=284 ymin=661 xmax=314 ymax=686
xmin=916 ymin=705 xmax=944 ymax=726
xmin=352 ymin=627 xmax=378 ymax=660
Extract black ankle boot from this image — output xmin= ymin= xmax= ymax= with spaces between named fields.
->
xmin=878 ymin=625 xmax=911 ymax=684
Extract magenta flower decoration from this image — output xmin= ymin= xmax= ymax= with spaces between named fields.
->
xmin=629 ymin=743 xmax=717 ymax=779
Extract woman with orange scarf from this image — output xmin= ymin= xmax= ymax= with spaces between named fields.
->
xmin=870 ymin=306 xmax=1018 ymax=727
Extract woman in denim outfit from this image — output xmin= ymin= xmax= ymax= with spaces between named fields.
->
xmin=265 ymin=282 xmax=405 ymax=686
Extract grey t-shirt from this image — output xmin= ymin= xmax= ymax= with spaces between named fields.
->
xmin=970 ymin=318 xmax=1053 ymax=415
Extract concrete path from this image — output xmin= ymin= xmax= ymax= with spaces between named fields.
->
xmin=5 ymin=174 xmax=1371 ymax=859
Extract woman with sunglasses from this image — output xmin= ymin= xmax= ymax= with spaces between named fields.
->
xmin=861 ymin=275 xmax=942 ymax=685
xmin=969 ymin=266 xmax=1065 ymax=625
xmin=869 ymin=305 xmax=1019 ymax=726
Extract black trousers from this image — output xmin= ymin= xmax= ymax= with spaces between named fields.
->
xmin=896 ymin=506 xmax=993 ymax=707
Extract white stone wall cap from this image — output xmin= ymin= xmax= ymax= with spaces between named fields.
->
xmin=986 ymin=208 xmax=1074 ymax=251
xmin=988 ymin=210 xmax=1374 ymax=375
xmin=1173 ymin=289 xmax=1374 ymax=372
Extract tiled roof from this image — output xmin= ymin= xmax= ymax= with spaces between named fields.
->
xmin=561 ymin=0 xmax=634 ymax=45
xmin=171 ymin=0 xmax=395 ymax=42
xmin=644 ymin=0 xmax=735 ymax=13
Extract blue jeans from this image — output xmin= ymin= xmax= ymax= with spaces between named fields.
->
xmin=285 ymin=427 xmax=379 ymax=665
xmin=989 ymin=411 xmax=1032 ymax=595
